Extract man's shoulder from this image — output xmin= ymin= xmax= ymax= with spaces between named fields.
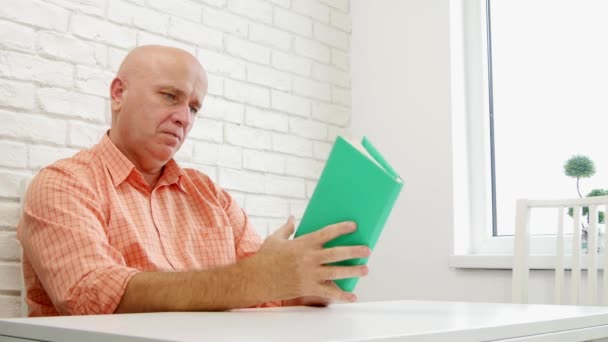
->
xmin=37 ymin=148 xmax=103 ymax=184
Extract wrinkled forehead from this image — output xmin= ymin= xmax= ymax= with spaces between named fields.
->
xmin=151 ymin=55 xmax=207 ymax=97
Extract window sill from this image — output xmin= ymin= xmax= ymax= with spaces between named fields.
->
xmin=450 ymin=254 xmax=608 ymax=270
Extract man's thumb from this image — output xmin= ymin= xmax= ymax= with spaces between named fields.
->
xmin=273 ymin=215 xmax=295 ymax=239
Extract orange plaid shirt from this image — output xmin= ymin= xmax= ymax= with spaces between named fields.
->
xmin=18 ymin=133 xmax=278 ymax=316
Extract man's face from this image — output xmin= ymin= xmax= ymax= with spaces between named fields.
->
xmin=112 ymin=51 xmax=207 ymax=165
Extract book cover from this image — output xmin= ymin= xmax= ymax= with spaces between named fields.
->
xmin=294 ymin=136 xmax=403 ymax=292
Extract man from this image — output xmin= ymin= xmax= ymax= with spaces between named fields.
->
xmin=17 ymin=45 xmax=370 ymax=316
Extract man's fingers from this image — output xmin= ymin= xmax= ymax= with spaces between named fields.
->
xmin=304 ymin=221 xmax=356 ymax=245
xmin=317 ymin=265 xmax=369 ymax=280
xmin=271 ymin=216 xmax=295 ymax=240
xmin=316 ymin=246 xmax=371 ymax=264
xmin=313 ymin=281 xmax=357 ymax=303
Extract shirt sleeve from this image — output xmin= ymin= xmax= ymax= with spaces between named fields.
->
xmin=18 ymin=166 xmax=139 ymax=315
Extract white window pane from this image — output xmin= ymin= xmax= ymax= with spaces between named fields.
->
xmin=491 ymin=0 xmax=608 ymax=235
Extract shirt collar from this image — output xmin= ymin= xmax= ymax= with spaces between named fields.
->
xmin=95 ymin=132 xmax=186 ymax=192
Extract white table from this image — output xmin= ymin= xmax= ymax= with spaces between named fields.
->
xmin=2 ymin=300 xmax=608 ymax=341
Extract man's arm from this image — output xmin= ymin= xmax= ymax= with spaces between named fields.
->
xmin=116 ymin=218 xmax=371 ymax=312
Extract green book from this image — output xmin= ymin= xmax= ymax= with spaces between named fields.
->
xmin=294 ymin=136 xmax=403 ymax=292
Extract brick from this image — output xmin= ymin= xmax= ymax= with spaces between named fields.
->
xmin=245 ymin=195 xmax=288 ymax=218
xmin=272 ymin=51 xmax=311 ymax=76
xmin=0 ymin=232 xmax=20 ymax=261
xmin=274 ymin=7 xmax=312 ymax=37
xmin=294 ymin=76 xmax=331 ymax=101
xmin=39 ymin=31 xmax=106 ymax=67
xmin=206 ymin=74 xmax=224 ymax=96
xmin=268 ymin=0 xmax=290 ymax=8
xmin=29 ymin=145 xmax=78 ymax=169
xmin=174 ymin=140 xmax=194 ymax=162
xmin=0 ymin=141 xmax=27 ymax=169
xmin=0 ymin=171 xmax=28 ymax=198
xmin=292 ymin=0 xmax=330 ymax=23
xmin=331 ymin=49 xmax=349 ymax=70
xmin=243 ymin=149 xmax=285 ymax=173
xmin=38 ymin=88 xmax=106 ymax=123
xmin=47 ymin=0 xmax=106 ymax=17
xmin=0 ymin=80 xmax=35 ymax=110
xmin=314 ymin=22 xmax=349 ymax=50
xmin=109 ymin=48 xmax=128 ymax=73
xmin=228 ymin=0 xmax=272 ymax=23
xmin=189 ymin=118 xmax=223 ymax=143
xmin=202 ymin=7 xmax=248 ymax=37
xmin=319 ymin=0 xmax=349 ymax=12
xmin=265 ymin=174 xmax=306 ymax=198
xmin=225 ymin=79 xmax=270 ymax=108
xmin=230 ymin=192 xmax=245 ymax=208
xmin=193 ymin=141 xmax=242 ymax=168
xmin=0 ymin=202 xmax=20 ymax=228
xmin=306 ymin=180 xmax=317 ymax=198
xmin=285 ymin=156 xmax=324 ymax=179
xmin=199 ymin=96 xmax=244 ymax=123
xmin=108 ymin=0 xmax=170 ymax=35
xmin=245 ymin=106 xmax=288 ymax=132
xmin=271 ymin=90 xmax=310 ymax=117
xmin=75 ymin=66 xmax=114 ymax=98
xmin=0 ymin=20 xmax=36 ymax=53
xmin=332 ymin=86 xmax=351 ymax=107
xmin=0 ymin=51 xmax=73 ymax=88
xmin=199 ymin=0 xmax=227 ymax=6
xmin=198 ymin=48 xmax=245 ymax=80
xmin=71 ymin=14 xmax=136 ymax=49
xmin=327 ymin=124 xmax=351 ymax=141
xmin=312 ymin=62 xmax=350 ymax=87
xmin=137 ymin=32 xmax=195 ymax=55
xmin=289 ymin=199 xmax=308 ymax=219
xmin=225 ymin=124 xmax=272 ymax=149
xmin=0 ymin=0 xmax=69 ymax=31
xmin=247 ymin=64 xmax=291 ymax=91
xmin=312 ymin=102 xmax=349 ymax=126
xmin=248 ymin=217 xmax=268 ymax=238
xmin=219 ymin=168 xmax=264 ymax=193
xmin=168 ymin=18 xmax=223 ymax=50
xmin=289 ymin=117 xmax=328 ymax=140
xmin=249 ymin=23 xmax=291 ymax=51
xmin=0 ymin=110 xmax=67 ymax=145
xmin=313 ymin=140 xmax=332 ymax=160
xmin=68 ymin=122 xmax=107 ymax=148
xmin=226 ymin=37 xmax=270 ymax=64
xmin=272 ymin=133 xmax=312 ymax=157
xmin=0 ymin=295 xmax=21 ymax=319
xmin=294 ymin=37 xmax=330 ymax=63
xmin=0 ymin=262 xmax=20 ymax=291
xmin=147 ymin=0 xmax=202 ymax=22
xmin=330 ymin=9 xmax=351 ymax=32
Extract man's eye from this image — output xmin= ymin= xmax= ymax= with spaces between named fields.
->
xmin=163 ymin=92 xmax=176 ymax=101
xmin=189 ymin=106 xmax=199 ymax=115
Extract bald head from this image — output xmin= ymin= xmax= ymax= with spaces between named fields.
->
xmin=117 ymin=45 xmax=206 ymax=85
xmin=108 ymin=45 xmax=208 ymax=178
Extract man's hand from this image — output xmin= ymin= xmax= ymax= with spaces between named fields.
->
xmin=248 ymin=216 xmax=371 ymax=304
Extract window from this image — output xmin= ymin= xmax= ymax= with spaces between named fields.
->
xmin=451 ymin=0 xmax=608 ymax=264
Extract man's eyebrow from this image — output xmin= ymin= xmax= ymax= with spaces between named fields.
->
xmin=158 ymin=85 xmax=202 ymax=109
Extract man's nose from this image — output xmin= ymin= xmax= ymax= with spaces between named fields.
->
xmin=172 ymin=103 xmax=192 ymax=127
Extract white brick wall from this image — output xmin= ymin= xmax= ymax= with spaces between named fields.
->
xmin=0 ymin=0 xmax=352 ymax=318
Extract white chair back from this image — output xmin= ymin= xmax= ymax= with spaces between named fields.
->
xmin=512 ymin=196 xmax=608 ymax=305
xmin=18 ymin=177 xmax=32 ymax=317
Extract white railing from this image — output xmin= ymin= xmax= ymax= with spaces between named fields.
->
xmin=512 ymin=195 xmax=608 ymax=305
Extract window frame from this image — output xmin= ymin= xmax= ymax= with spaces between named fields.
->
xmin=449 ymin=0 xmax=577 ymax=269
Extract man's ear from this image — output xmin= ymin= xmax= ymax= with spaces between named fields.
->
xmin=110 ymin=77 xmax=125 ymax=113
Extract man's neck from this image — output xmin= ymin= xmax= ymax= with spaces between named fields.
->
xmin=108 ymin=131 xmax=166 ymax=188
